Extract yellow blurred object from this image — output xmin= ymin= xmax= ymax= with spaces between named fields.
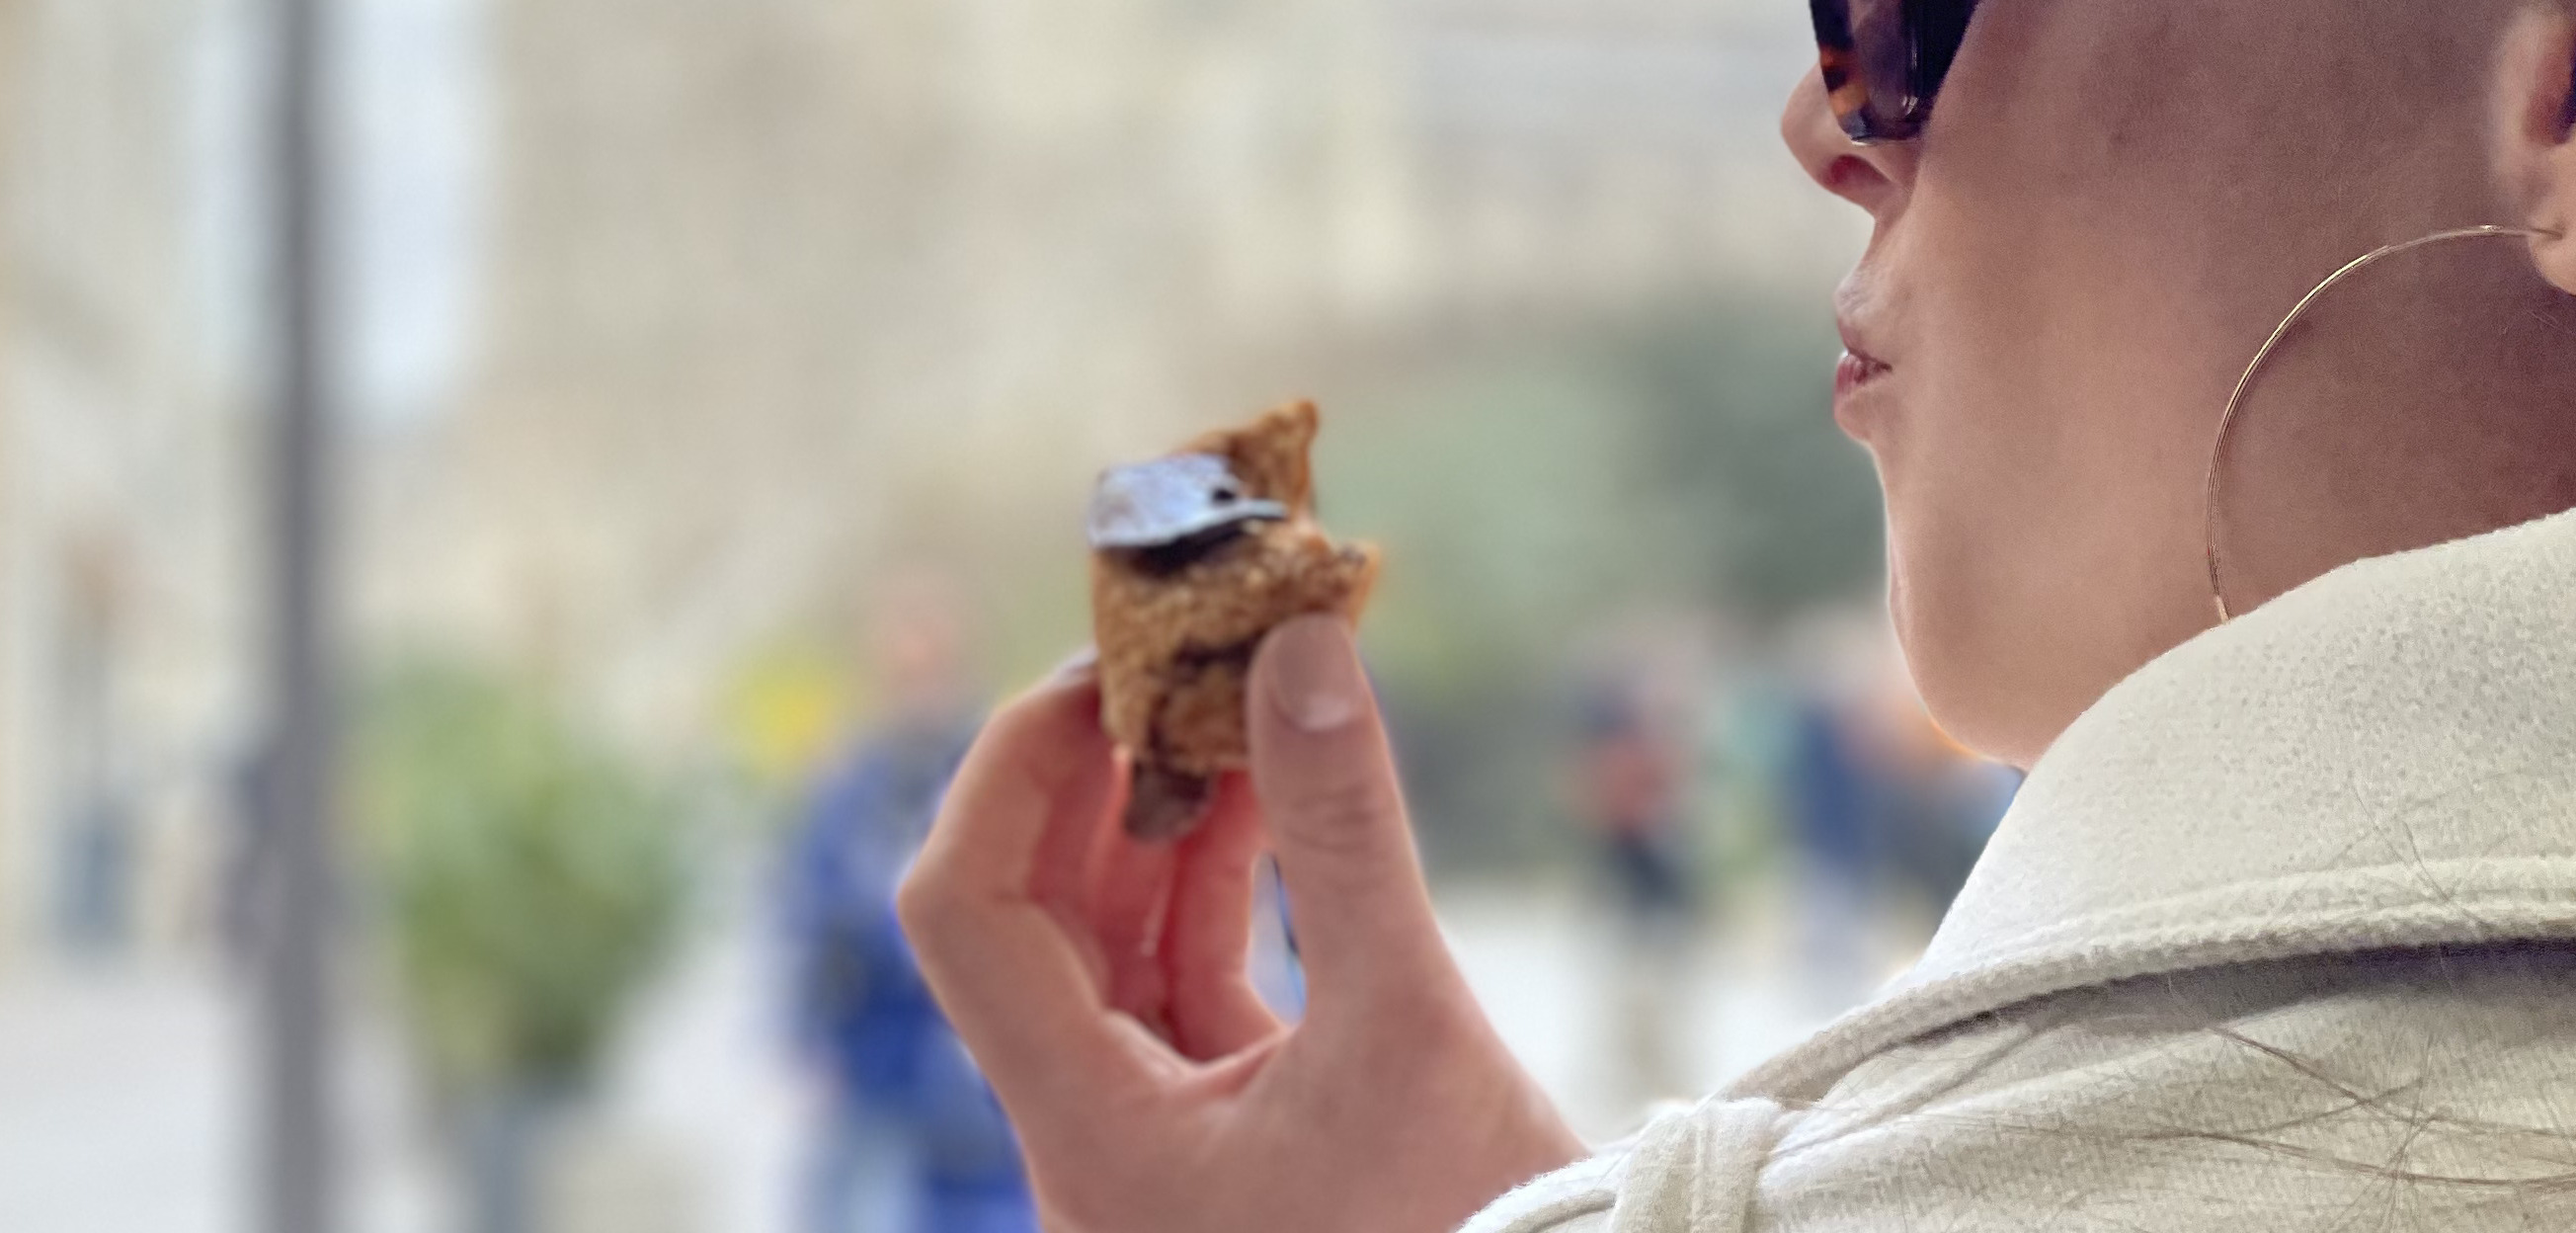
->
xmin=724 ymin=643 xmax=852 ymax=787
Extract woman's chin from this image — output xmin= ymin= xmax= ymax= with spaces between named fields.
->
xmin=1884 ymin=567 xmax=2040 ymax=770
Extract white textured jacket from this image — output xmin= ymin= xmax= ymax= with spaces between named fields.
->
xmin=1467 ymin=507 xmax=2576 ymax=1232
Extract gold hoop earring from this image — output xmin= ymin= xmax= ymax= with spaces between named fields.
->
xmin=2203 ymin=223 xmax=2564 ymax=622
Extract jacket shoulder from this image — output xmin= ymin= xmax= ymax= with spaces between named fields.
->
xmin=1760 ymin=945 xmax=2576 ymax=1230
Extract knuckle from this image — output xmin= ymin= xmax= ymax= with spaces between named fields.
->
xmin=989 ymin=681 xmax=1086 ymax=747
xmin=981 ymin=695 xmax=1042 ymax=745
xmin=893 ymin=866 xmax=953 ymax=941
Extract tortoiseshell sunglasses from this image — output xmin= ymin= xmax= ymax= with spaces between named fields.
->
xmin=1811 ymin=0 xmax=1982 ymax=144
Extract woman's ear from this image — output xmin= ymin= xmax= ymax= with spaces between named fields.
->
xmin=2494 ymin=7 xmax=2576 ymax=292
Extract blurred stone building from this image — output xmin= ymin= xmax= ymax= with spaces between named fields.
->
xmin=362 ymin=0 xmax=1856 ymax=759
xmin=0 ymin=0 xmax=1866 ymax=955
xmin=0 ymin=0 xmax=257 ymax=965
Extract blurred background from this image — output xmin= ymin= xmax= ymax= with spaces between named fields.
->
xmin=0 ymin=1 xmax=2020 ymax=1230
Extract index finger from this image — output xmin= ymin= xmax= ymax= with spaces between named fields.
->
xmin=898 ymin=672 xmax=1174 ymax=1123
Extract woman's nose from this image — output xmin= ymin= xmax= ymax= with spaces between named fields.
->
xmin=1781 ymin=67 xmax=1911 ymax=218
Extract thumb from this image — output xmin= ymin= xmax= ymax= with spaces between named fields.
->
xmin=1247 ymin=615 xmax=1453 ymax=1011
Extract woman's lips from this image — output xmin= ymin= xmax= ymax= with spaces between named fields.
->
xmin=1832 ymin=349 xmax=1892 ymax=438
xmin=1833 ymin=350 xmax=1890 ymax=398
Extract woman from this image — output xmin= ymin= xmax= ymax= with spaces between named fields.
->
xmin=895 ymin=1 xmax=2576 ymax=1229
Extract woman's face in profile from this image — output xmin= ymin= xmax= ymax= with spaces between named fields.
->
xmin=1782 ymin=0 xmax=2532 ymax=767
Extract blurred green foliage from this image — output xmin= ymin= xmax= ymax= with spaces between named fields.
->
xmin=353 ymin=660 xmax=690 ymax=1094
xmin=1328 ymin=296 xmax=1883 ymax=872
xmin=1620 ymin=301 xmax=1889 ymax=621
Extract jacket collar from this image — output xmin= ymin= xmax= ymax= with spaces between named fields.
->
xmin=1734 ymin=507 xmax=2576 ymax=1101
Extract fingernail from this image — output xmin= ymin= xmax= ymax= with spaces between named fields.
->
xmin=1267 ymin=616 xmax=1364 ymax=733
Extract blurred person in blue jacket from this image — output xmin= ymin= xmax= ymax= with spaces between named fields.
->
xmin=1845 ymin=675 xmax=2020 ymax=917
xmin=1774 ymin=615 xmax=1894 ymax=1012
xmin=781 ymin=577 xmax=1036 ymax=1233
xmin=1778 ymin=613 xmax=2017 ymax=1012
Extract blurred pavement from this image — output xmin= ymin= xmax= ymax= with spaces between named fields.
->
xmin=0 ymin=881 xmax=1855 ymax=1232
xmin=0 ymin=959 xmax=442 ymax=1233
xmin=1442 ymin=883 xmax=1849 ymax=1141
xmin=0 ymin=963 xmax=242 ymax=1233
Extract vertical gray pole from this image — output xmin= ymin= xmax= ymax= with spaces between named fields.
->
xmin=262 ymin=0 xmax=336 ymax=1229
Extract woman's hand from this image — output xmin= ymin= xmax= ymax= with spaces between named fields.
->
xmin=898 ymin=616 xmax=1584 ymax=1233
